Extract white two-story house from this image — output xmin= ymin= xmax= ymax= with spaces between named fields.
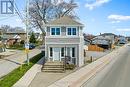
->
xmin=45 ymin=16 xmax=84 ymax=67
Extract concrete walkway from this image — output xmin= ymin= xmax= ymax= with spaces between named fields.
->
xmin=0 ymin=49 xmax=41 ymax=78
xmin=29 ymin=70 xmax=74 ymax=87
xmin=13 ymin=57 xmax=44 ymax=87
xmin=0 ymin=50 xmax=16 ymax=57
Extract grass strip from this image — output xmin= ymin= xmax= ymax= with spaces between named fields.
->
xmin=0 ymin=53 xmax=43 ymax=87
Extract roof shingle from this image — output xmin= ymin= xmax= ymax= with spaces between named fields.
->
xmin=47 ymin=16 xmax=83 ymax=26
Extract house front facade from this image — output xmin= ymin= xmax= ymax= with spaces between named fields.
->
xmin=100 ymin=33 xmax=117 ymax=44
xmin=45 ymin=16 xmax=84 ymax=67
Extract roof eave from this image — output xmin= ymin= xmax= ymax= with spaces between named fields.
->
xmin=46 ymin=24 xmax=84 ymax=27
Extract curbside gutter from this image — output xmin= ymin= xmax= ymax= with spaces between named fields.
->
xmin=48 ymin=45 xmax=127 ymax=87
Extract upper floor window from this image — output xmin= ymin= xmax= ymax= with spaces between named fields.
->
xmin=67 ymin=27 xmax=77 ymax=35
xmin=51 ymin=28 xmax=60 ymax=35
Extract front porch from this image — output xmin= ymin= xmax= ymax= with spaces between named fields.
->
xmin=47 ymin=47 xmax=77 ymax=65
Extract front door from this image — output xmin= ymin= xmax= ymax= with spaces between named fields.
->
xmin=53 ymin=48 xmax=60 ymax=61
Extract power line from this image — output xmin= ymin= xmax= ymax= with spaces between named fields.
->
xmin=8 ymin=0 xmax=25 ymax=24
xmin=0 ymin=15 xmax=16 ymax=21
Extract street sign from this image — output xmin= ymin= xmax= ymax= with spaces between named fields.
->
xmin=25 ymin=43 xmax=29 ymax=53
xmin=25 ymin=43 xmax=29 ymax=49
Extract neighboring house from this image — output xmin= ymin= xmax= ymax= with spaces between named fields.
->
xmin=45 ymin=16 xmax=84 ymax=67
xmin=126 ymin=36 xmax=130 ymax=41
xmin=3 ymin=29 xmax=26 ymax=45
xmin=84 ymin=38 xmax=91 ymax=46
xmin=118 ymin=36 xmax=127 ymax=44
xmin=92 ymin=36 xmax=111 ymax=49
xmin=84 ymin=38 xmax=91 ymax=51
xmin=34 ymin=32 xmax=43 ymax=41
xmin=99 ymin=33 xmax=117 ymax=44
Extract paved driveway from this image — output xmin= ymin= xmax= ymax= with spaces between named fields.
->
xmin=85 ymin=50 xmax=110 ymax=61
xmin=0 ymin=49 xmax=41 ymax=78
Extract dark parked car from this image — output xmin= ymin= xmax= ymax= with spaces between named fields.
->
xmin=29 ymin=43 xmax=36 ymax=50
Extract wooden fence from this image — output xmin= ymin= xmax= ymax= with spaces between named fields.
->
xmin=87 ymin=45 xmax=105 ymax=52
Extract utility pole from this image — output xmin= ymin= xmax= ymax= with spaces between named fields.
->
xmin=25 ymin=0 xmax=29 ymax=65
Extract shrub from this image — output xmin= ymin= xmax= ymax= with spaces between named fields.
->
xmin=65 ymin=64 xmax=76 ymax=70
xmin=20 ymin=40 xmax=25 ymax=44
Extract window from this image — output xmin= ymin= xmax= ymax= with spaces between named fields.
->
xmin=68 ymin=28 xmax=71 ymax=35
xmin=72 ymin=48 xmax=75 ymax=57
xmin=50 ymin=47 xmax=53 ymax=57
xmin=67 ymin=28 xmax=77 ymax=35
xmin=51 ymin=28 xmax=60 ymax=35
xmin=61 ymin=47 xmax=64 ymax=57
xmin=56 ymin=28 xmax=60 ymax=35
xmin=51 ymin=28 xmax=55 ymax=35
xmin=72 ymin=28 xmax=76 ymax=35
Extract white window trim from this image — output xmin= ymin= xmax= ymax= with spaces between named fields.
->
xmin=66 ymin=27 xmax=77 ymax=36
xmin=50 ymin=27 xmax=61 ymax=36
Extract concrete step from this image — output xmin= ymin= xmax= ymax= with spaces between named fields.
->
xmin=43 ymin=65 xmax=64 ymax=68
xmin=42 ymin=69 xmax=65 ymax=73
xmin=45 ymin=62 xmax=64 ymax=65
xmin=45 ymin=63 xmax=64 ymax=66
xmin=43 ymin=67 xmax=64 ymax=70
xmin=42 ymin=61 xmax=65 ymax=73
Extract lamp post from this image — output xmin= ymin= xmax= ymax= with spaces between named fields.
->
xmin=25 ymin=0 xmax=30 ymax=65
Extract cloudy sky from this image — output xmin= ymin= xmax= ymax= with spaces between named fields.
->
xmin=0 ymin=0 xmax=130 ymax=36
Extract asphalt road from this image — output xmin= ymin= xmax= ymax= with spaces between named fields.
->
xmin=82 ymin=45 xmax=130 ymax=87
xmin=0 ymin=49 xmax=41 ymax=78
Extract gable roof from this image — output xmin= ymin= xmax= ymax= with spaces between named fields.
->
xmin=46 ymin=16 xmax=84 ymax=26
xmin=6 ymin=29 xmax=26 ymax=34
xmin=100 ymin=33 xmax=116 ymax=36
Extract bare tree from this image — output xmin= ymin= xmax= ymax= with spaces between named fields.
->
xmin=0 ymin=25 xmax=11 ymax=33
xmin=29 ymin=0 xmax=78 ymax=43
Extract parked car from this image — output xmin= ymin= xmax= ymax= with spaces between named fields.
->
xmin=29 ymin=43 xmax=36 ymax=50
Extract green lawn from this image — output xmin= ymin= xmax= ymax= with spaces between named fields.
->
xmin=0 ymin=53 xmax=43 ymax=87
xmin=7 ymin=44 xmax=24 ymax=50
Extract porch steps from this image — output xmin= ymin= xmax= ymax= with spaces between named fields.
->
xmin=42 ymin=61 xmax=65 ymax=73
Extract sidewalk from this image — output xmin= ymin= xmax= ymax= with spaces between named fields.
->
xmin=0 ymin=49 xmax=16 ymax=58
xmin=13 ymin=57 xmax=44 ymax=87
xmin=0 ymin=49 xmax=41 ymax=78
xmin=13 ymin=44 xmax=126 ymax=87
xmin=48 ymin=45 xmax=126 ymax=87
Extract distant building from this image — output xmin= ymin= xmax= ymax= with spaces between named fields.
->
xmin=91 ymin=35 xmax=111 ymax=49
xmin=2 ymin=29 xmax=26 ymax=46
xmin=118 ymin=36 xmax=127 ymax=44
xmin=99 ymin=33 xmax=117 ymax=44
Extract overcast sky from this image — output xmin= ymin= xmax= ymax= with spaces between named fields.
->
xmin=0 ymin=0 xmax=130 ymax=36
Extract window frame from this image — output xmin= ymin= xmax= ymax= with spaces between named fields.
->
xmin=50 ymin=27 xmax=61 ymax=36
xmin=66 ymin=27 xmax=77 ymax=36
